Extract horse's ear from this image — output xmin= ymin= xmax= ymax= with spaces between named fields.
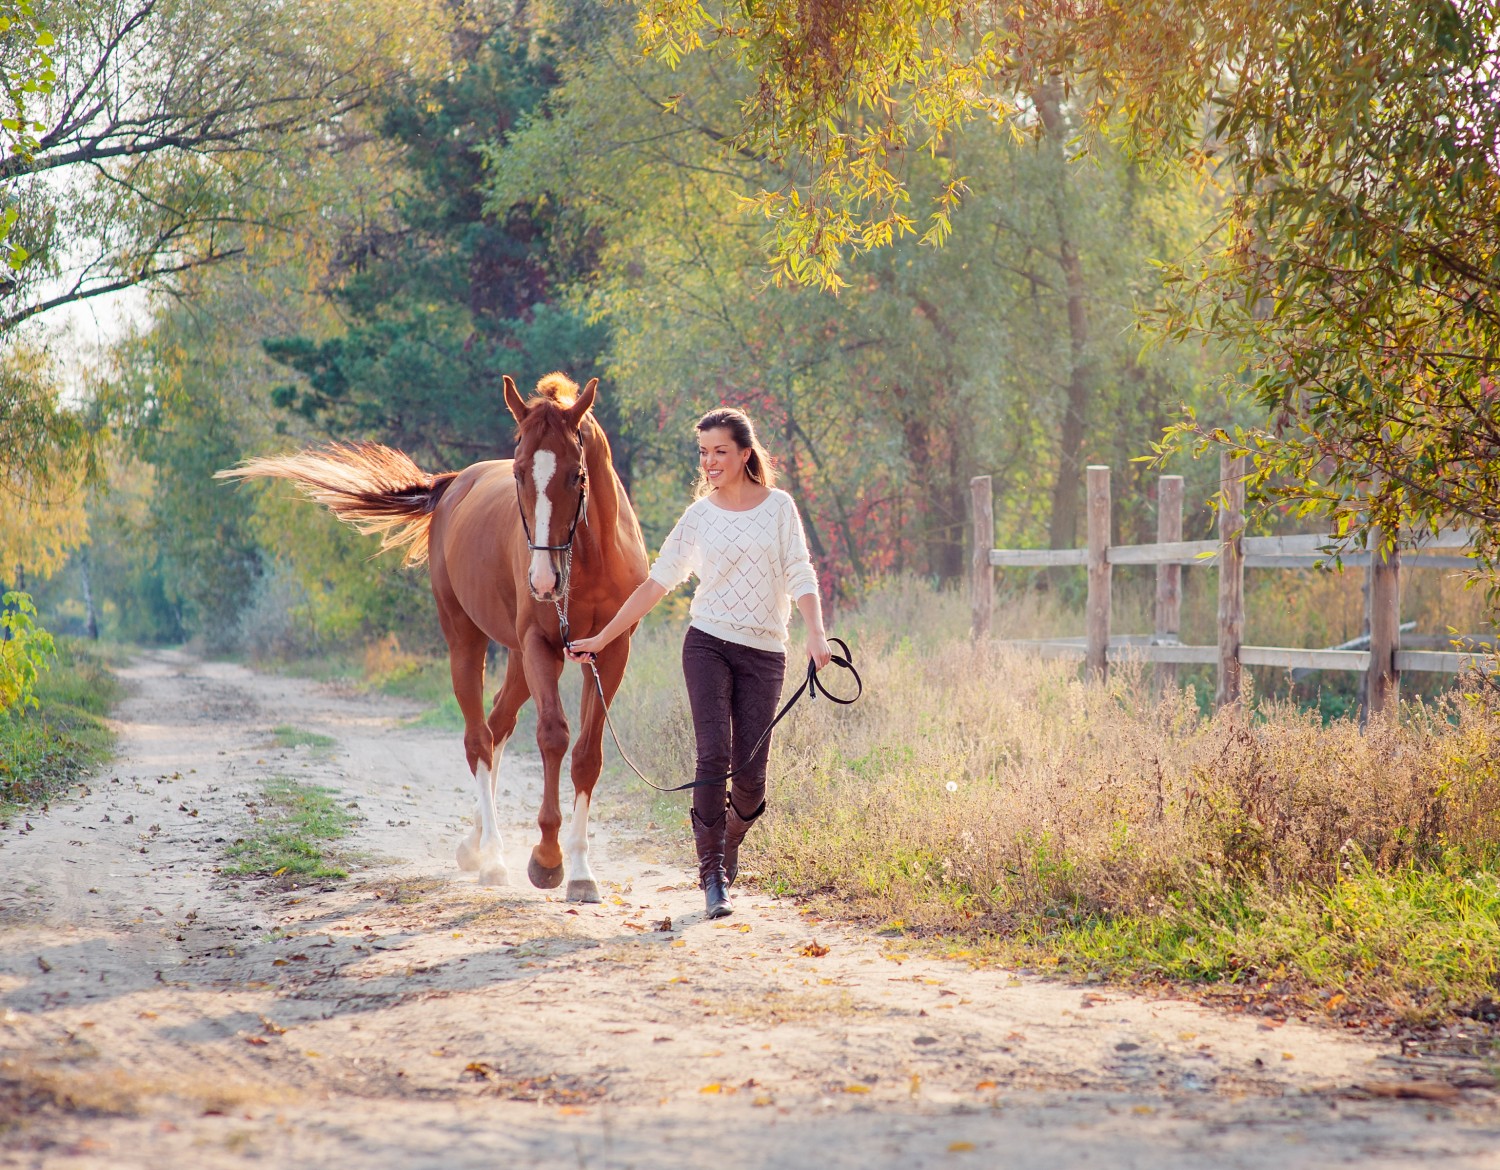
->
xmin=564 ymin=378 xmax=598 ymax=428
xmin=503 ymin=375 xmax=528 ymax=424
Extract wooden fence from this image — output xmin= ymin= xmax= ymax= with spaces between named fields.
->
xmin=969 ymin=452 xmax=1492 ymax=716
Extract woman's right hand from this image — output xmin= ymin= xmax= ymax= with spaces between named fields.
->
xmin=565 ymin=634 xmax=606 ymax=661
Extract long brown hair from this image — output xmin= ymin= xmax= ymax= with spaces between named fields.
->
xmin=693 ymin=407 xmax=776 ymax=498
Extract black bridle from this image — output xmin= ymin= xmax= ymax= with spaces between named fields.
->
xmin=516 ymin=438 xmax=589 ymax=630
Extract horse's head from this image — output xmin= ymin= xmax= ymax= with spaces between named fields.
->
xmin=504 ymin=372 xmax=597 ymax=603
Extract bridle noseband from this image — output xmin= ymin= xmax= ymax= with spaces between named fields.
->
xmin=517 ymin=435 xmax=588 ymax=636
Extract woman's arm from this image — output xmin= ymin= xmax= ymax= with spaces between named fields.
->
xmin=797 ymin=591 xmax=832 ymax=669
xmin=564 ymin=578 xmax=668 ymax=659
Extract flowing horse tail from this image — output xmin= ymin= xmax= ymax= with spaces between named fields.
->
xmin=215 ymin=442 xmax=459 ymax=566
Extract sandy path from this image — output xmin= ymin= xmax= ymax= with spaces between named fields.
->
xmin=1 ymin=649 xmax=1496 ymax=1169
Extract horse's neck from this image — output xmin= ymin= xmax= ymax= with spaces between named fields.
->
xmin=580 ymin=429 xmax=628 ymax=550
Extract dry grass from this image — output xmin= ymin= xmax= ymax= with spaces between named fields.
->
xmin=608 ymin=578 xmax=1500 ymax=1020
xmin=0 ymin=1055 xmax=293 ymax=1124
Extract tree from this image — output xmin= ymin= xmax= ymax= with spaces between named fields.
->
xmin=0 ymin=0 xmax=449 ymax=332
xmin=632 ymin=0 xmax=1500 ymax=571
xmin=491 ymin=27 xmax=1214 ymax=581
xmin=0 ymin=0 xmax=56 ymax=269
xmin=263 ymin=27 xmax=618 ymax=475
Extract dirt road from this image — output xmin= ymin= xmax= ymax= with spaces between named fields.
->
xmin=1 ymin=650 xmax=1496 ymax=1168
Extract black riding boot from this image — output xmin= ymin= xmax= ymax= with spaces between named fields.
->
xmin=723 ymin=798 xmax=765 ymax=888
xmin=691 ymin=809 xmax=732 ymax=919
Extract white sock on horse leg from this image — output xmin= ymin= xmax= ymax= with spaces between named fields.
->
xmin=563 ymin=791 xmax=600 ymax=902
xmin=470 ymin=757 xmax=509 ymax=885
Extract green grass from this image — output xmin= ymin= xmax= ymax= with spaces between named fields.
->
xmin=0 ymin=638 xmax=125 ymax=811
xmin=1012 ymin=858 xmax=1500 ymax=1022
xmin=268 ymin=724 xmax=336 ymax=750
xmin=223 ymin=776 xmax=358 ymax=881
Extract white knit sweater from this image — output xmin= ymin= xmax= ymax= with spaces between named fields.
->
xmin=648 ymin=489 xmax=820 ymax=652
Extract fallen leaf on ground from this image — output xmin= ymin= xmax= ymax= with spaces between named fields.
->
xmin=843 ymin=1084 xmax=871 ymax=1094
xmin=799 ymin=941 xmax=829 ymax=958
xmin=948 ymin=1142 xmax=975 ymax=1152
xmin=244 ymin=1036 xmax=268 ymax=1046
xmin=655 ymin=917 xmax=672 ymax=932
xmin=699 ymin=1083 xmax=723 ymax=1094
xmin=259 ymin=1016 xmax=287 ymax=1035
xmin=975 ymin=1080 xmax=997 ymax=1090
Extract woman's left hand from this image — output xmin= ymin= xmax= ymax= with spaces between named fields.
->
xmin=806 ymin=632 xmax=833 ymax=670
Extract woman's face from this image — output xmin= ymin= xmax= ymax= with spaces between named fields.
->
xmin=698 ymin=426 xmax=750 ymax=489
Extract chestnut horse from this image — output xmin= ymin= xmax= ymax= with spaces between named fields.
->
xmin=217 ymin=373 xmax=648 ymax=902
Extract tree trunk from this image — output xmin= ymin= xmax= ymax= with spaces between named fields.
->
xmin=1036 ymin=84 xmax=1093 ymax=552
xmin=81 ymin=550 xmax=99 ymax=640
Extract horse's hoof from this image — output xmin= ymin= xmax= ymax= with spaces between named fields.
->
xmin=478 ymin=865 xmax=510 ymax=887
xmin=527 ymin=855 xmax=564 ymax=890
xmin=455 ymin=837 xmax=481 ymax=872
xmin=566 ymin=879 xmax=601 ymax=904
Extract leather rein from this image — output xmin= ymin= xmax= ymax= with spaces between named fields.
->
xmin=577 ymin=636 xmax=862 ymax=794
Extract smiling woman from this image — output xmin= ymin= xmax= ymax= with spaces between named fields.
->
xmin=566 ymin=406 xmax=834 ymax=920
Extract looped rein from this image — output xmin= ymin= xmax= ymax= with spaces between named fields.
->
xmin=579 ymin=636 xmax=862 ymax=794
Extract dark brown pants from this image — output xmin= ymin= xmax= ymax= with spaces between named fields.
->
xmin=682 ymin=626 xmax=787 ymax=825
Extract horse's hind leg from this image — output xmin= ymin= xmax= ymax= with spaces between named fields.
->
xmin=444 ymin=613 xmax=509 ymax=886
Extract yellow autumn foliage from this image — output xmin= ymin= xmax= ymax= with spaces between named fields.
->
xmin=0 ymin=457 xmax=89 ymax=580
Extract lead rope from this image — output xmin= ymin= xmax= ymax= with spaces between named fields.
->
xmin=576 ymin=636 xmax=862 ymax=794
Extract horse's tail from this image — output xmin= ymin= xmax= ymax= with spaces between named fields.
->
xmin=215 ymin=442 xmax=460 ymax=566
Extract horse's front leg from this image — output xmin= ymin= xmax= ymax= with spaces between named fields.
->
xmin=521 ymin=631 xmax=569 ymax=890
xmin=564 ymin=636 xmax=631 ymax=904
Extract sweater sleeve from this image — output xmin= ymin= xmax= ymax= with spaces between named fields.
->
xmin=648 ymin=505 xmax=698 ymax=591
xmin=781 ymin=494 xmax=820 ymax=600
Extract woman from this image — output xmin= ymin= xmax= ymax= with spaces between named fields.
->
xmin=565 ymin=407 xmax=832 ymax=919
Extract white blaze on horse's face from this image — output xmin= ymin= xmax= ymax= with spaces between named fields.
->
xmin=528 ymin=448 xmax=559 ymax=598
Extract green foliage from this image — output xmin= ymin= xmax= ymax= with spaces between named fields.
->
xmin=268 ymin=725 xmax=336 ymax=750
xmin=631 ymin=0 xmax=1500 ymax=577
xmin=1043 ymin=859 xmax=1500 ymax=1020
xmin=0 ymin=636 xmax=121 ymax=808
xmin=0 ymin=0 xmax=55 ymax=269
xmin=491 ymin=32 xmax=1221 ymax=582
xmin=263 ymin=33 xmax=614 ymax=472
xmin=1 ymin=0 xmax=454 ymax=333
xmin=223 ymin=776 xmax=356 ymax=881
xmin=0 ymin=590 xmax=54 ymax=712
xmin=1142 ymin=0 xmax=1500 ymax=577
xmin=634 ymin=0 xmax=1011 ymax=291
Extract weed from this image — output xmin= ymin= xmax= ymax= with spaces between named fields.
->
xmin=224 ymin=776 xmax=357 ymax=881
xmin=268 ymin=725 xmax=335 ymax=750
xmin=0 ymin=638 xmax=123 ymax=810
xmin=603 ymin=577 xmax=1500 ymax=1019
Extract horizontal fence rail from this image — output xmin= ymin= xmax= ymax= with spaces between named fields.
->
xmin=970 ymin=455 xmax=1493 ymax=717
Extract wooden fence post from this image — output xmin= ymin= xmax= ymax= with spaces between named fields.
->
xmin=1154 ymin=474 xmax=1184 ymax=692
xmin=1216 ymin=452 xmax=1245 ymax=707
xmin=970 ymin=475 xmax=994 ymax=642
xmin=1366 ymin=525 xmax=1401 ymax=720
xmin=1086 ymin=465 xmax=1112 ymax=680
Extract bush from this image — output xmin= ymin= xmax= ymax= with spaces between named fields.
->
xmin=0 ymin=591 xmax=56 ymax=713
